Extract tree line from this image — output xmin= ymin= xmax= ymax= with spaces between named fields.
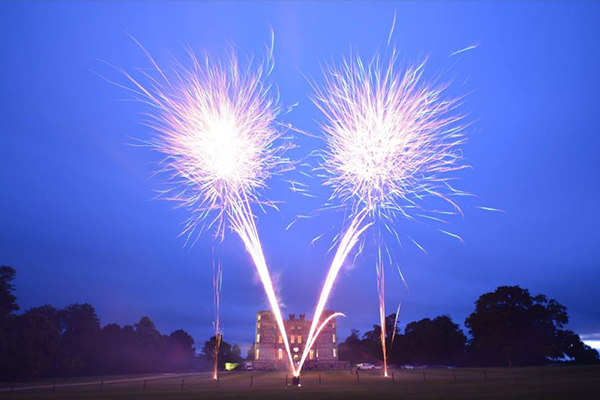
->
xmin=1 ymin=266 xmax=598 ymax=381
xmin=0 ymin=266 xmax=240 ymax=380
xmin=339 ymin=286 xmax=599 ymax=367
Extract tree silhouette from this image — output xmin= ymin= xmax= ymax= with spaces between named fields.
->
xmin=58 ymin=304 xmax=101 ymax=375
xmin=2 ymin=267 xmax=597 ymax=379
xmin=202 ymin=336 xmax=243 ymax=368
xmin=398 ymin=315 xmax=466 ymax=366
xmin=556 ymin=330 xmax=599 ymax=364
xmin=0 ymin=266 xmax=19 ymax=318
xmin=246 ymin=343 xmax=255 ymax=361
xmin=466 ymin=286 xmax=568 ymax=366
xmin=338 ymin=329 xmax=361 ymax=364
xmin=0 ymin=267 xmax=201 ymax=380
xmin=15 ymin=307 xmax=61 ymax=378
xmin=0 ymin=266 xmax=19 ymax=378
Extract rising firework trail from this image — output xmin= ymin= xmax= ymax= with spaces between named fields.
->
xmin=212 ymin=256 xmax=222 ymax=380
xmin=110 ymin=35 xmax=299 ymax=373
xmin=299 ymin=46 xmax=471 ymax=375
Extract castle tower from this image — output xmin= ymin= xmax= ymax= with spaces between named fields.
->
xmin=252 ymin=310 xmax=348 ymax=371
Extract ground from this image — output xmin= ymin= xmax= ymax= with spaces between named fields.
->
xmin=2 ymin=366 xmax=599 ymax=399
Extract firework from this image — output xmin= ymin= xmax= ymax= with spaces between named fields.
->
xmin=299 ymin=49 xmax=469 ymax=375
xmin=117 ymin=37 xmax=298 ymax=372
xmin=212 ymin=257 xmax=222 ymax=379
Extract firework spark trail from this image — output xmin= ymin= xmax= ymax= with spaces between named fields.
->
xmin=388 ymin=300 xmax=402 ymax=359
xmin=212 ymin=257 xmax=222 ymax=380
xmin=375 ymin=226 xmax=391 ymax=376
xmin=376 ymin=259 xmax=388 ymax=377
xmin=113 ymin=37 xmax=298 ymax=372
xmin=301 ymin=48 xmax=470 ymax=375
xmin=296 ymin=210 xmax=371 ymax=374
xmin=228 ymin=193 xmax=296 ymax=369
xmin=300 ymin=312 xmax=345 ymax=367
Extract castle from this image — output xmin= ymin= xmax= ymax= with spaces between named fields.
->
xmin=252 ymin=310 xmax=350 ymax=371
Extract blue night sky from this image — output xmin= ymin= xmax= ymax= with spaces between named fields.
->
xmin=1 ymin=1 xmax=599 ymax=353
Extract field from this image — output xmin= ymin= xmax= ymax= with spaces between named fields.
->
xmin=2 ymin=366 xmax=599 ymax=400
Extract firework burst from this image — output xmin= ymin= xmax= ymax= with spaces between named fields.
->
xmin=298 ymin=49 xmax=470 ymax=375
xmin=113 ymin=36 xmax=298 ymax=373
xmin=315 ymin=51 xmax=468 ymax=218
xmin=123 ymin=43 xmax=293 ymax=239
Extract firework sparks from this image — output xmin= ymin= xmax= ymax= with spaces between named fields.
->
xmin=301 ymin=312 xmax=345 ymax=369
xmin=116 ymin=37 xmax=298 ymax=372
xmin=296 ymin=210 xmax=371 ymax=374
xmin=300 ymin=49 xmax=470 ymax=375
xmin=376 ymin=259 xmax=388 ymax=376
xmin=212 ymin=257 xmax=222 ymax=380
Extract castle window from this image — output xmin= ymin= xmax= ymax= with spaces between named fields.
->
xmin=332 ymin=333 xmax=336 ymax=343
xmin=298 ymin=335 xmax=302 ymax=344
xmin=333 ymin=348 xmax=337 ymax=358
xmin=316 ymin=349 xmax=319 ymax=358
xmin=293 ymin=354 xmax=299 ymax=360
xmin=257 ymin=315 xmax=261 ymax=321
xmin=257 ymin=323 xmax=260 ymax=329
xmin=278 ymin=335 xmax=282 ymax=344
xmin=291 ymin=335 xmax=295 ymax=344
xmin=255 ymin=349 xmax=260 ymax=360
xmin=309 ymin=349 xmax=314 ymax=360
xmin=278 ymin=349 xmax=283 ymax=360
xmin=256 ymin=333 xmax=260 ymax=343
xmin=291 ymin=325 xmax=295 ymax=330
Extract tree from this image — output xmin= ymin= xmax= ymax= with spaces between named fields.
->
xmin=362 ymin=324 xmax=382 ymax=343
xmin=399 ymin=315 xmax=467 ymax=366
xmin=338 ymin=329 xmax=366 ymax=364
xmin=385 ymin=314 xmax=399 ymax=342
xmin=231 ymin=344 xmax=243 ymax=363
xmin=360 ymin=325 xmax=385 ymax=363
xmin=246 ymin=343 xmax=255 ymax=361
xmin=0 ymin=266 xmax=19 ymax=318
xmin=166 ymin=329 xmax=195 ymax=371
xmin=98 ymin=324 xmax=124 ymax=374
xmin=465 ymin=286 xmax=568 ymax=367
xmin=202 ymin=336 xmax=240 ymax=369
xmin=0 ymin=267 xmax=206 ymax=378
xmin=337 ymin=314 xmax=403 ymax=365
xmin=0 ymin=266 xmax=19 ymax=379
xmin=556 ymin=330 xmax=600 ymax=365
xmin=120 ymin=325 xmax=138 ymax=373
xmin=135 ymin=316 xmax=159 ymax=336
xmin=58 ymin=303 xmax=102 ymax=375
xmin=15 ymin=307 xmax=61 ymax=378
xmin=169 ymin=330 xmax=195 ymax=357
xmin=133 ymin=316 xmax=166 ymax=373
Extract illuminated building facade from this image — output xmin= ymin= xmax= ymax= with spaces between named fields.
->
xmin=252 ymin=310 xmax=349 ymax=371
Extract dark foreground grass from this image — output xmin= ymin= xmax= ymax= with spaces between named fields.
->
xmin=2 ymin=365 xmax=599 ymax=400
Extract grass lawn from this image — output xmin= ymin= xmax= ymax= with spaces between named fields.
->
xmin=2 ymin=365 xmax=599 ymax=399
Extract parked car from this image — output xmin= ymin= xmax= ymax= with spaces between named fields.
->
xmin=242 ymin=362 xmax=253 ymax=371
xmin=357 ymin=363 xmax=375 ymax=370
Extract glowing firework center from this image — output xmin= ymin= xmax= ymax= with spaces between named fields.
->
xmin=252 ymin=311 xmax=349 ymax=371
